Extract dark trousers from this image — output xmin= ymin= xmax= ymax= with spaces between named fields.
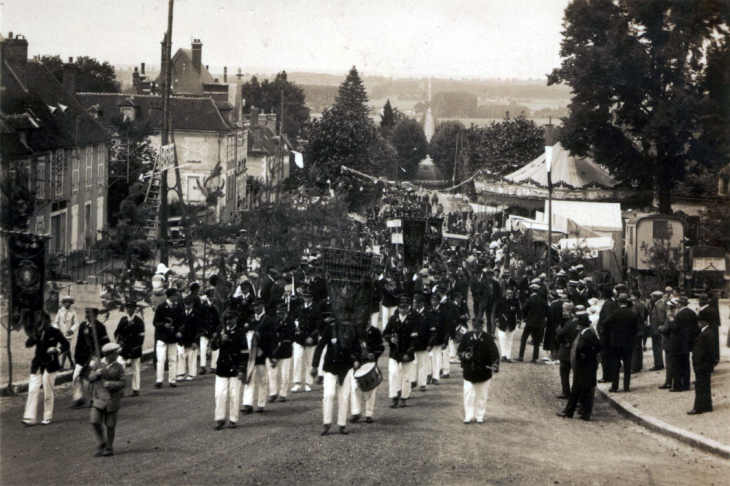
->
xmin=693 ymin=370 xmax=713 ymax=412
xmin=610 ymin=346 xmax=633 ymax=391
xmin=711 ymin=326 xmax=720 ymax=367
xmin=559 ymin=360 xmax=571 ymax=397
xmin=663 ymin=351 xmax=674 ymax=387
xmin=519 ymin=326 xmax=544 ymax=361
xmin=631 ymin=337 xmax=643 ymax=372
xmin=671 ymin=353 xmax=691 ymax=390
xmin=473 ymin=299 xmax=484 ymax=320
xmin=486 ymin=302 xmax=496 ymax=335
xmin=563 ymin=384 xmax=595 ymax=419
xmin=651 ymin=335 xmax=663 ymax=369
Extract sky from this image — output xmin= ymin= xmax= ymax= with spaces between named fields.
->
xmin=1 ymin=0 xmax=571 ymax=80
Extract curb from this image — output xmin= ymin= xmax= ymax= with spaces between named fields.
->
xmin=597 ymin=384 xmax=730 ymax=460
xmin=1 ymin=348 xmax=155 ymax=397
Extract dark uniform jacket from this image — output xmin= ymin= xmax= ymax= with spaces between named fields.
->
xmin=571 ymin=328 xmax=602 ymax=388
xmin=384 ymin=312 xmax=418 ymax=362
xmin=470 ymin=275 xmax=490 ymax=303
xmin=294 ymin=304 xmax=321 ymax=346
xmin=363 ymin=326 xmax=385 ymax=362
xmin=312 ymin=323 xmax=363 ymax=385
xmin=74 ymin=320 xmax=110 ymax=366
xmin=178 ymin=309 xmax=200 ymax=347
xmin=114 ymin=315 xmax=145 ymax=359
xmin=493 ymin=296 xmax=521 ymax=332
xmin=671 ymin=307 xmax=699 ymax=355
xmin=411 ymin=308 xmax=431 ymax=352
xmin=597 ymin=298 xmax=618 ymax=338
xmin=153 ymin=301 xmax=181 ymax=344
xmin=521 ymin=294 xmax=548 ymax=329
xmin=428 ymin=303 xmax=448 ymax=346
xmin=251 ymin=313 xmax=278 ymax=365
xmin=211 ymin=323 xmax=249 ymax=378
xmin=199 ymin=302 xmax=220 ymax=339
xmin=26 ymin=327 xmax=70 ymax=374
xmin=441 ymin=299 xmax=459 ymax=340
xmin=556 ymin=318 xmax=579 ymax=362
xmin=692 ymin=326 xmax=715 ymax=374
xmin=458 ymin=330 xmax=500 ymax=383
xmin=273 ymin=315 xmax=296 ymax=360
xmin=603 ymin=306 xmax=641 ymax=348
xmin=230 ymin=293 xmax=255 ymax=324
xmin=381 ymin=280 xmax=401 ymax=308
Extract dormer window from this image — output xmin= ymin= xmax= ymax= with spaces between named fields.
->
xmin=121 ymin=107 xmax=135 ymax=121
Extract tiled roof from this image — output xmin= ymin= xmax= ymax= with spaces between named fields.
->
xmin=153 ymin=48 xmax=215 ymax=94
xmin=1 ymin=60 xmax=110 ymax=152
xmin=76 ymin=93 xmax=234 ymax=132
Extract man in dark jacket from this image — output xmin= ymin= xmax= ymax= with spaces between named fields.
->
xmin=153 ymin=288 xmax=182 ymax=388
xmin=350 ymin=316 xmax=385 ymax=423
xmin=271 ymin=302 xmax=295 ymax=402
xmin=698 ymin=292 xmax=720 ymax=369
xmin=556 ymin=311 xmax=580 ymax=399
xmin=688 ymin=308 xmax=715 ymax=414
xmin=211 ymin=310 xmax=249 ymax=429
xmin=669 ymin=296 xmax=699 ymax=392
xmin=199 ymin=289 xmax=221 ymax=375
xmin=557 ymin=314 xmax=602 ymax=421
xmin=291 ymin=290 xmax=321 ymax=392
xmin=494 ymin=288 xmax=521 ymax=362
xmin=597 ymin=288 xmax=620 ymax=382
xmin=648 ymin=291 xmax=666 ymax=371
xmin=114 ymin=301 xmax=145 ymax=396
xmin=630 ymin=291 xmax=648 ymax=373
xmin=428 ymin=293 xmax=448 ymax=384
xmin=470 ymin=268 xmax=489 ymax=320
xmin=384 ymin=296 xmax=418 ymax=407
xmin=457 ymin=318 xmax=500 ymax=423
xmin=603 ymin=293 xmax=641 ymax=392
xmin=243 ymin=298 xmax=279 ymax=412
xmin=411 ymin=294 xmax=432 ymax=391
xmin=311 ymin=319 xmax=363 ymax=435
xmin=517 ymin=285 xmax=548 ymax=363
xmin=177 ymin=296 xmax=200 ymax=382
xmin=22 ymin=312 xmax=70 ymax=425
xmin=73 ymin=308 xmax=111 ymax=406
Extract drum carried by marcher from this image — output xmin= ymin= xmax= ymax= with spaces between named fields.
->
xmin=354 ymin=362 xmax=383 ymax=392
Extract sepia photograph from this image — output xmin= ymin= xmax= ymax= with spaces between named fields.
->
xmin=0 ymin=0 xmax=729 ymax=484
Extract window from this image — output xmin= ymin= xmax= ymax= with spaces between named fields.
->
xmin=36 ymin=159 xmax=45 ymax=200
xmin=71 ymin=149 xmax=79 ymax=192
xmin=121 ymin=107 xmax=134 ymax=121
xmin=85 ymin=147 xmax=93 ymax=188
xmin=97 ymin=144 xmax=105 ymax=185
xmin=53 ymin=150 xmax=65 ymax=198
xmin=186 ymin=141 xmax=203 ymax=163
xmin=186 ymin=176 xmax=204 ymax=202
xmin=35 ymin=215 xmax=44 ymax=234
xmin=653 ymin=220 xmax=671 ymax=240
xmin=629 ymin=226 xmax=633 ymax=246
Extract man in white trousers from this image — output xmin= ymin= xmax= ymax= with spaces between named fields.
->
xmin=290 ymin=290 xmax=321 ymax=392
xmin=493 ymin=288 xmax=522 ymax=363
xmin=271 ymin=303 xmax=295 ymax=402
xmin=458 ymin=318 xmax=500 ymax=423
xmin=311 ymin=319 xmax=362 ymax=435
xmin=22 ymin=312 xmax=69 ymax=425
xmin=211 ymin=310 xmax=249 ymax=429
xmin=242 ymin=298 xmax=277 ymax=413
xmin=350 ymin=316 xmax=385 ymax=423
xmin=177 ymin=296 xmax=199 ymax=381
xmin=199 ymin=289 xmax=220 ymax=375
xmin=153 ymin=289 xmax=182 ymax=388
xmin=411 ymin=294 xmax=431 ymax=391
xmin=114 ymin=301 xmax=145 ymax=396
xmin=383 ymin=296 xmax=418 ymax=408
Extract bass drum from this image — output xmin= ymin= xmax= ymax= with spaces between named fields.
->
xmin=354 ymin=362 xmax=383 ymax=392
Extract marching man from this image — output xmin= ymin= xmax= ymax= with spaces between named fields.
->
xmin=383 ymin=295 xmax=418 ymax=408
xmin=211 ymin=310 xmax=249 ymax=429
xmin=89 ymin=343 xmax=126 ymax=457
xmin=311 ymin=318 xmax=362 ymax=435
xmin=271 ymin=302 xmax=295 ymax=402
xmin=53 ymin=295 xmax=78 ymax=370
xmin=153 ymin=288 xmax=182 ymax=388
xmin=350 ymin=314 xmax=385 ymax=423
xmin=114 ymin=301 xmax=145 ymax=396
xmin=458 ymin=317 xmax=500 ymax=424
xmin=72 ymin=308 xmax=110 ymax=407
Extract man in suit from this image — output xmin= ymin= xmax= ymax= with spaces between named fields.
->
xmin=311 ymin=319 xmax=363 ymax=435
xmin=516 ymin=284 xmax=548 ymax=363
xmin=199 ymin=289 xmax=221 ymax=375
xmin=291 ymin=290 xmax=321 ymax=393
xmin=658 ymin=298 xmax=678 ymax=389
xmin=114 ymin=301 xmax=145 ymax=396
xmin=153 ymin=289 xmax=182 ymax=389
xmin=648 ymin=291 xmax=666 ymax=371
xmin=411 ymin=294 xmax=432 ymax=391
xmin=428 ymin=292 xmax=447 ymax=385
xmin=698 ymin=292 xmax=720 ymax=369
xmin=73 ymin=308 xmax=111 ymax=405
xmin=688 ymin=308 xmax=715 ymax=414
xmin=603 ymin=293 xmax=641 ymax=392
xmin=597 ymin=287 xmax=620 ymax=382
xmin=493 ymin=288 xmax=521 ymax=362
xmin=242 ymin=298 xmax=278 ymax=413
xmin=271 ymin=302 xmax=295 ymax=403
xmin=630 ymin=291 xmax=648 ymax=373
xmin=470 ymin=267 xmax=489 ymax=320
xmin=177 ymin=296 xmax=200 ymax=382
xmin=557 ymin=314 xmax=602 ymax=421
xmin=384 ymin=296 xmax=418 ymax=407
xmin=556 ymin=307 xmax=580 ymax=399
xmin=211 ymin=310 xmax=249 ymax=429
xmin=458 ymin=317 xmax=500 ymax=424
xmin=350 ymin=316 xmax=384 ymax=423
xmin=669 ymin=296 xmax=699 ymax=392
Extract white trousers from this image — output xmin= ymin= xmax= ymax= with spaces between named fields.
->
xmin=200 ymin=336 xmax=219 ymax=369
xmin=72 ymin=364 xmax=87 ymax=401
xmin=24 ymin=370 xmax=56 ymax=422
xmin=156 ymin=341 xmax=178 ymax=384
xmin=292 ymin=343 xmax=315 ymax=385
xmin=415 ymin=351 xmax=431 ymax=387
xmin=432 ymin=348 xmax=443 ymax=380
xmin=129 ymin=357 xmax=141 ymax=391
xmin=388 ymin=359 xmax=414 ymax=399
xmin=243 ymin=362 xmax=269 ymax=408
xmin=409 ymin=353 xmax=418 ymax=382
xmin=177 ymin=345 xmax=198 ymax=378
xmin=370 ymin=312 xmax=380 ymax=331
xmin=269 ymin=357 xmax=291 ymax=397
xmin=350 ymin=373 xmax=376 ymax=418
xmin=215 ymin=375 xmax=241 ymax=423
xmin=381 ymin=305 xmax=396 ymax=331
xmin=323 ymin=370 xmax=352 ymax=426
xmin=442 ymin=340 xmax=452 ymax=375
xmin=463 ymin=380 xmax=491 ymax=422
xmin=318 ymin=348 xmax=326 ymax=378
xmin=498 ymin=329 xmax=514 ymax=359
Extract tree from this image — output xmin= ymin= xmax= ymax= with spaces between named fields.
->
xmin=241 ymin=71 xmax=310 ymax=139
xmin=390 ymin=118 xmax=428 ymax=177
xmin=548 ymin=0 xmax=730 ymax=214
xmin=41 ymin=55 xmax=121 ymax=93
xmin=334 ymin=66 xmax=370 ymax=120
xmin=380 ymin=99 xmax=396 ymax=129
xmin=430 ymin=120 xmax=466 ymax=182
xmin=697 ymin=199 xmax=730 ymax=250
xmin=431 ymin=91 xmax=478 ymax=118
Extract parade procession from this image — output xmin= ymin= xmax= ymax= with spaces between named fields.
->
xmin=2 ymin=1 xmax=730 ymax=484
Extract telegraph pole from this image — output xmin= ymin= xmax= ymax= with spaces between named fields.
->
xmin=544 ymin=117 xmax=555 ymax=286
xmin=159 ymin=0 xmax=174 ymax=265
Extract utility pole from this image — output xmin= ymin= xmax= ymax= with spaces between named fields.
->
xmin=544 ymin=116 xmax=555 ymax=286
xmin=278 ymin=89 xmax=284 ymax=201
xmin=159 ymin=0 xmax=174 ymax=265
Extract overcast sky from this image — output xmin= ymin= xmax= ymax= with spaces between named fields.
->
xmin=2 ymin=0 xmax=571 ymax=79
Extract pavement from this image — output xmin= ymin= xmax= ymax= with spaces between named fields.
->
xmin=2 ymin=331 xmax=730 ymax=485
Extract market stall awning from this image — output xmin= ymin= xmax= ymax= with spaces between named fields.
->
xmin=559 ymin=237 xmax=615 ymax=252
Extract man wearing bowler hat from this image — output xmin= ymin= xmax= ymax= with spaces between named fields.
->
xmin=669 ymin=296 xmax=699 ymax=392
xmin=688 ymin=308 xmax=715 ymax=415
xmin=114 ymin=301 xmax=145 ymax=396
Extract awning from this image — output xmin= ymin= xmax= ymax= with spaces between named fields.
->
xmin=559 ymin=237 xmax=615 ymax=252
xmin=692 ymin=257 xmax=726 ymax=272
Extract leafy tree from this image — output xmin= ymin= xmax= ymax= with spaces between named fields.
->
xmin=41 ymin=55 xmax=121 ymax=93
xmin=241 ymin=71 xmax=310 ymax=138
xmin=431 ymin=91 xmax=478 ymax=118
xmin=334 ymin=66 xmax=370 ymax=120
xmin=390 ymin=118 xmax=428 ymax=177
xmin=548 ymin=0 xmax=730 ymax=214
xmin=697 ymin=199 xmax=730 ymax=250
xmin=430 ymin=120 xmax=466 ymax=182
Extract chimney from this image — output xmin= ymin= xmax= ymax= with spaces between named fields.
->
xmin=141 ymin=62 xmax=146 ymax=74
xmin=224 ymin=66 xmax=227 ymax=83
xmin=62 ymin=57 xmax=77 ymax=95
xmin=266 ymin=113 xmax=277 ymax=133
xmin=132 ymin=67 xmax=141 ymax=94
xmin=234 ymin=68 xmax=243 ymax=123
xmin=2 ymin=33 xmax=29 ymax=88
xmin=191 ymin=39 xmax=203 ymax=72
xmin=251 ymin=106 xmax=259 ymax=128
